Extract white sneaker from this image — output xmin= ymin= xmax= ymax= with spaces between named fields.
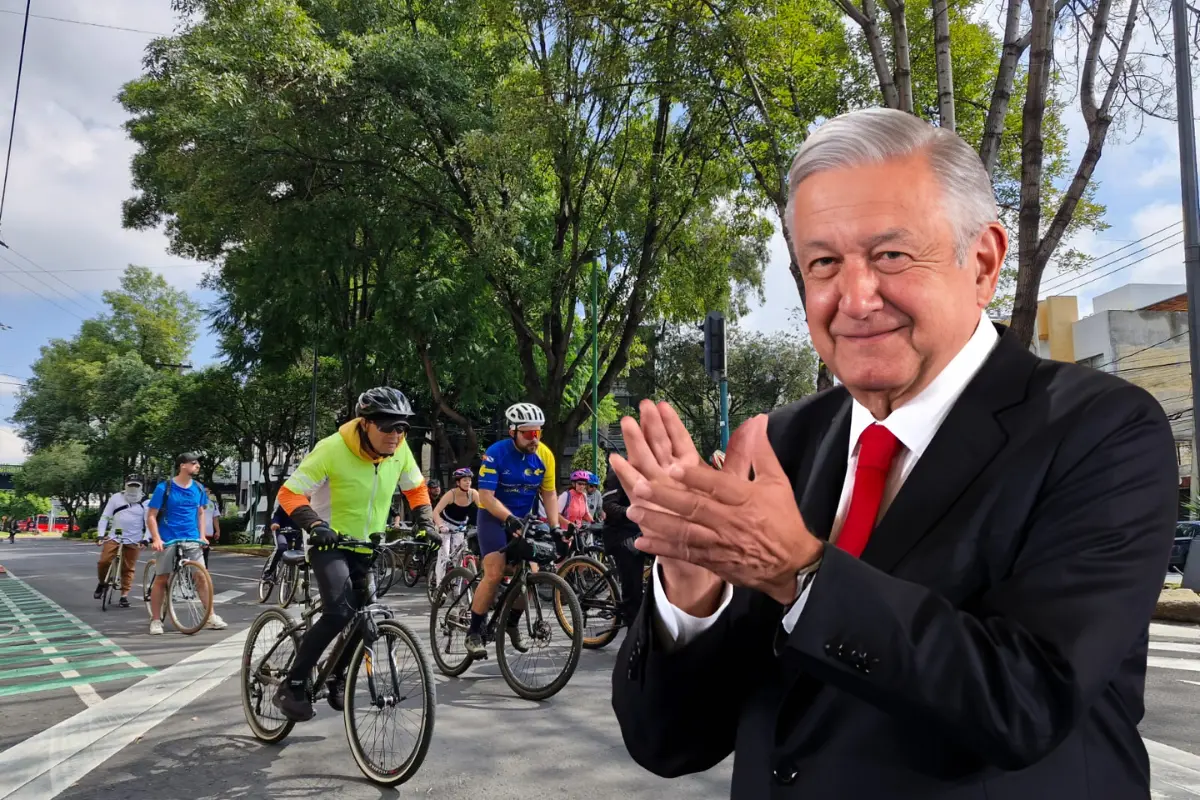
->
xmin=205 ymin=613 xmax=228 ymax=630
xmin=149 ymin=619 xmax=164 ymax=635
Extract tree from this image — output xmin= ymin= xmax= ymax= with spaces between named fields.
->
xmin=834 ymin=0 xmax=1163 ymax=345
xmin=16 ymin=441 xmax=95 ymax=532
xmin=0 ymin=491 xmax=51 ymax=529
xmin=119 ymin=0 xmax=771 ymax=454
xmin=101 ymin=266 xmax=201 ymax=366
xmin=628 ymin=324 xmax=817 ymax=458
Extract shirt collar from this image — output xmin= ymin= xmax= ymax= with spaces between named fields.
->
xmin=847 ymin=310 xmax=999 ymax=459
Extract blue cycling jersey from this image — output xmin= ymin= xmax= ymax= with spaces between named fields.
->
xmin=477 ymin=438 xmax=557 ymax=519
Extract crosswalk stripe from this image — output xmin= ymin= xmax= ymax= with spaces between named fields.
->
xmin=1147 ymin=656 xmax=1200 ymax=673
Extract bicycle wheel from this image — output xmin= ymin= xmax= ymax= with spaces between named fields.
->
xmin=555 ymin=556 xmax=621 ymax=649
xmin=141 ymin=558 xmax=157 ymax=618
xmin=344 ymin=619 xmax=436 ymax=786
xmin=428 ymin=567 xmax=476 ymax=677
xmin=401 ymin=549 xmax=422 ymax=587
xmin=101 ymin=555 xmax=120 ymax=612
xmin=496 ymin=571 xmax=583 ymax=701
xmin=167 ymin=560 xmax=213 ymax=635
xmin=425 ymin=559 xmax=440 ymax=605
xmin=240 ymin=607 xmax=300 ymax=743
xmin=257 ymin=560 xmax=274 ymax=604
xmin=278 ymin=563 xmax=298 ymax=608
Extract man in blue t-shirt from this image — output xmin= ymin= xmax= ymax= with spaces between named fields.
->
xmin=146 ymin=453 xmax=228 ymax=635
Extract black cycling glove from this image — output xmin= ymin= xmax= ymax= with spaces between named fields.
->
xmin=309 ymin=524 xmax=337 ymax=549
xmin=504 ymin=515 xmax=523 ymax=536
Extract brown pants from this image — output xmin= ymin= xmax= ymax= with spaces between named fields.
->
xmin=97 ymin=540 xmax=140 ymax=593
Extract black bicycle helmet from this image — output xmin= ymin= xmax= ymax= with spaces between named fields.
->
xmin=124 ymin=474 xmax=144 ymax=487
xmin=356 ymin=386 xmax=414 ymax=420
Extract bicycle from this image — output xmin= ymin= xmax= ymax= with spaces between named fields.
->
xmin=425 ymin=521 xmax=478 ymax=605
xmin=140 ymin=542 xmax=214 ymax=634
xmin=257 ymin=528 xmax=303 ymax=605
xmin=429 ymin=514 xmax=584 ymax=700
xmin=98 ymin=538 xmax=143 ymax=612
xmin=240 ymin=534 xmax=435 ymax=786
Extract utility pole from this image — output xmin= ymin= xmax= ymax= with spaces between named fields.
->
xmin=703 ymin=311 xmax=729 ymax=450
xmin=591 ymin=260 xmax=599 ymax=475
xmin=1173 ymin=0 xmax=1200 ymax=588
xmin=308 ymin=336 xmax=320 ymax=452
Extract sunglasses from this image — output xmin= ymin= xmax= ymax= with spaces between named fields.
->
xmin=372 ymin=419 xmax=410 ymax=434
xmin=516 ymin=427 xmax=542 ymax=438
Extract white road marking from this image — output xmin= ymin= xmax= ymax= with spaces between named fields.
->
xmin=1152 ymin=642 xmax=1200 ymax=655
xmin=0 ymin=576 xmax=98 ymax=708
xmin=203 ymin=570 xmax=262 ymax=586
xmin=1148 ymin=656 xmax=1200 ymax=673
xmin=212 ymin=590 xmax=244 ymax=604
xmin=1178 ymin=680 xmax=1200 ymax=687
xmin=1152 ymin=623 xmax=1200 ymax=641
xmin=2 ymin=569 xmax=149 ymax=672
xmin=1147 ymin=739 xmax=1200 ymax=796
xmin=0 ymin=627 xmax=249 ymax=800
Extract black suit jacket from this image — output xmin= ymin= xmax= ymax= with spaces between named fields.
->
xmin=611 ymin=325 xmax=1178 ymax=799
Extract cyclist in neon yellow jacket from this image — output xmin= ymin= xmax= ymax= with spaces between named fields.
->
xmin=274 ymin=386 xmax=435 ymax=722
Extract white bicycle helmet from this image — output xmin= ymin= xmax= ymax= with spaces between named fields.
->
xmin=505 ymin=402 xmax=545 ymax=429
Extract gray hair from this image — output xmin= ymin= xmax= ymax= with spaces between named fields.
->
xmin=785 ymin=108 xmax=998 ymax=262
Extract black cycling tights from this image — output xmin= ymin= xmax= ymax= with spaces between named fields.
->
xmin=287 ymin=548 xmax=372 ymax=685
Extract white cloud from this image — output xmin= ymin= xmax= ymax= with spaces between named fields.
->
xmin=740 ymin=224 xmax=807 ymax=335
xmin=0 ymin=426 xmax=27 ymax=464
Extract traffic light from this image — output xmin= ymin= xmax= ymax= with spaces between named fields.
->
xmin=703 ymin=310 xmax=726 ymax=379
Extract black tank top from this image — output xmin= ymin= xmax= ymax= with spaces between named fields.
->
xmin=442 ymin=490 xmax=477 ymax=525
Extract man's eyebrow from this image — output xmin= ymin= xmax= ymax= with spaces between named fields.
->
xmin=798 ymin=228 xmax=914 ymax=252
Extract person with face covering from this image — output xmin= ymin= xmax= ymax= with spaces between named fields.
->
xmin=94 ymin=475 xmax=150 ymax=607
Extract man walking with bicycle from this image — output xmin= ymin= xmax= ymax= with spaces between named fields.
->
xmin=465 ymin=402 xmax=563 ymax=658
xmin=146 ymin=453 xmax=228 ymax=635
xmin=94 ymin=475 xmax=150 ymax=608
xmin=273 ymin=386 xmax=437 ymax=722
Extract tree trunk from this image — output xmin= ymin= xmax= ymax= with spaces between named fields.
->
xmin=883 ymin=0 xmax=913 ymax=113
xmin=838 ymin=0 xmax=900 ymax=108
xmin=1007 ymin=0 xmax=1055 ymax=348
xmin=932 ymin=0 xmax=954 ymax=130
xmin=417 ymin=344 xmax=479 ymax=468
xmin=978 ymin=0 xmax=1025 ymax=175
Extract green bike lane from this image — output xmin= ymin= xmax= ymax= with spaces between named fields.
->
xmin=0 ymin=538 xmax=274 ymax=756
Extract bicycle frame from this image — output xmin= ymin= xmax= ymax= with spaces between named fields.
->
xmin=250 ymin=539 xmax=403 ymax=706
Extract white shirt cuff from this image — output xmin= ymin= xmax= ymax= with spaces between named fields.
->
xmin=650 ymin=558 xmax=734 ymax=652
xmin=779 ymin=570 xmax=819 ymax=635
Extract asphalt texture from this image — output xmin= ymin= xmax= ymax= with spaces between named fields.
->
xmin=1 ymin=536 xmax=1199 ymax=799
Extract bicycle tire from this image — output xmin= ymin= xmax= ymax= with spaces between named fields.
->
xmin=278 ymin=563 xmax=298 ymax=608
xmin=344 ymin=619 xmax=436 ymax=786
xmin=555 ymin=556 xmax=621 ymax=649
xmin=496 ymin=571 xmax=583 ymax=701
xmin=428 ymin=567 xmax=476 ymax=677
xmin=240 ymin=607 xmax=299 ymax=744
xmin=401 ymin=549 xmax=422 ymax=587
xmin=101 ymin=554 xmax=119 ymax=612
xmin=257 ymin=562 xmax=274 ymax=604
xmin=141 ymin=558 xmax=157 ymax=618
xmin=168 ymin=560 xmax=213 ymax=635
xmin=425 ymin=559 xmax=440 ymax=605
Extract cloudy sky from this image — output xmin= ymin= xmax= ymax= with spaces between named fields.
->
xmin=0 ymin=0 xmax=1194 ymax=464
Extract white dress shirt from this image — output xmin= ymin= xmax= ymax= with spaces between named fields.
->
xmin=653 ymin=311 xmax=1000 ymax=650
xmin=98 ymin=492 xmax=150 ymax=545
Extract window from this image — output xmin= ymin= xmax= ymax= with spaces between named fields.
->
xmin=1076 ymin=354 xmax=1105 ymax=370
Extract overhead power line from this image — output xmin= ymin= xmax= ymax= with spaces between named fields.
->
xmin=0 ymin=250 xmax=92 ymax=314
xmin=0 ymin=8 xmax=167 ymax=36
xmin=0 ymin=263 xmax=202 ymax=275
xmin=1039 ymin=222 xmax=1184 ymax=298
xmin=1092 ymin=330 xmax=1191 ymax=371
xmin=1039 ymin=220 xmax=1181 ymax=293
xmin=0 ymin=0 xmax=30 ymax=234
xmin=0 ymin=268 xmax=84 ymax=320
xmin=1 ymin=245 xmax=101 ymax=310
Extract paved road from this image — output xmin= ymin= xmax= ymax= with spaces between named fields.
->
xmin=0 ymin=536 xmax=1199 ymax=799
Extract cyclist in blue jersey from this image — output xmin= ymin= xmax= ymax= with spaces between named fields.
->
xmin=467 ymin=402 xmax=562 ymax=657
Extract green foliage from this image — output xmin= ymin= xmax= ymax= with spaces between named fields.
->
xmin=628 ymin=323 xmax=817 ymax=458
xmin=571 ymin=444 xmax=606 ymax=485
xmin=0 ymin=491 xmax=51 ymax=524
xmin=16 ymin=441 xmax=95 ymax=526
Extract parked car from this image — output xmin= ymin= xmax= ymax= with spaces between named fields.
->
xmin=1169 ymin=521 xmax=1200 ymax=573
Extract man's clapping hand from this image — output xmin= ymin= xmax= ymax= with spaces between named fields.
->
xmin=609 ymin=400 xmax=823 ymax=610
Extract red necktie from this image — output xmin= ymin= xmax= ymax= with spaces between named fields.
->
xmin=836 ymin=423 xmax=901 ymax=558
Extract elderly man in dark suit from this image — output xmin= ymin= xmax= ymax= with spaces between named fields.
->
xmin=609 ymin=107 xmax=1178 ymax=799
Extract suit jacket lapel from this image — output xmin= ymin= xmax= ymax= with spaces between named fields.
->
xmin=860 ymin=325 xmax=1037 ymax=573
xmin=797 ymin=397 xmax=851 ymax=542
